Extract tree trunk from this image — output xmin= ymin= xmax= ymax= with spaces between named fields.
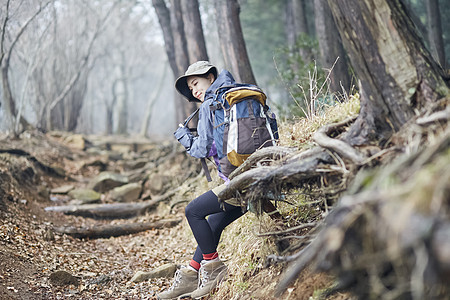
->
xmin=285 ymin=0 xmax=309 ymax=48
xmin=314 ymin=0 xmax=351 ymax=94
xmin=214 ymin=0 xmax=256 ymax=85
xmin=115 ymin=55 xmax=128 ymax=135
xmin=152 ymin=0 xmax=197 ymax=126
xmin=181 ymin=0 xmax=209 ymax=62
xmin=327 ymin=0 xmax=449 ymax=145
xmin=426 ymin=0 xmax=446 ymax=68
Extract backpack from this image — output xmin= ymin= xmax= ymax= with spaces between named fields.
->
xmin=210 ymin=84 xmax=278 ymax=177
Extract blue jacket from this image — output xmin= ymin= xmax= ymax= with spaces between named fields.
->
xmin=174 ymin=70 xmax=236 ymax=160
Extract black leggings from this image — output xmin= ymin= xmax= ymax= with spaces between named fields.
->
xmin=185 ymin=190 xmax=245 ymax=264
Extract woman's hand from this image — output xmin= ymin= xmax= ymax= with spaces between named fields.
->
xmin=174 ymin=126 xmax=192 ymax=150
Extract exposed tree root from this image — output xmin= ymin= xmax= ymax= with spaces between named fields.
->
xmin=313 ymin=116 xmax=366 ymax=165
xmin=218 ymin=118 xmax=358 ymax=206
xmin=274 ymin=127 xmax=450 ymax=299
xmin=228 ymin=146 xmax=297 ymax=180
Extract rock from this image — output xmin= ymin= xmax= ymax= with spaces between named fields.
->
xmin=146 ymin=173 xmax=169 ymax=195
xmin=51 ymin=185 xmax=75 ymax=194
xmin=108 ymin=183 xmax=142 ymax=202
xmin=68 ymin=188 xmax=101 ymax=203
xmin=38 ymin=186 xmax=50 ymax=200
xmin=107 ymin=151 xmax=123 ymax=161
xmin=50 ymin=166 xmax=66 ymax=177
xmin=87 ymin=274 xmax=111 ymax=286
xmin=42 ymin=228 xmax=55 ymax=241
xmin=49 ymin=270 xmax=79 ymax=286
xmin=124 ymin=159 xmax=148 ymax=171
xmin=88 ymin=172 xmax=128 ymax=193
xmin=64 ymin=134 xmax=85 ymax=150
xmin=130 ymin=264 xmax=177 ymax=283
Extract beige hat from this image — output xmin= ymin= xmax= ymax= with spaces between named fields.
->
xmin=175 ymin=61 xmax=217 ymax=102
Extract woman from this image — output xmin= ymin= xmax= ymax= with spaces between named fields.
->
xmin=157 ymin=61 xmax=246 ymax=300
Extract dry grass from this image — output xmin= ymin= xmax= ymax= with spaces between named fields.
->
xmin=278 ymin=93 xmax=360 ymax=148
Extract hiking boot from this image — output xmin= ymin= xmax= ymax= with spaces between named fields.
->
xmin=157 ymin=267 xmax=198 ymax=300
xmin=190 ymin=259 xmax=228 ymax=299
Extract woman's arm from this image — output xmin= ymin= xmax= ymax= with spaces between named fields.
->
xmin=174 ymin=101 xmax=214 ymax=158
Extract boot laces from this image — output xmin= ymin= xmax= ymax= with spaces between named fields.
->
xmin=168 ymin=269 xmax=182 ymax=291
xmin=198 ymin=266 xmax=210 ymax=289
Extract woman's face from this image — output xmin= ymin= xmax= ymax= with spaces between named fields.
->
xmin=187 ymin=74 xmax=214 ymax=102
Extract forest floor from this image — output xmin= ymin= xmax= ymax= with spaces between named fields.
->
xmin=0 ymin=131 xmax=351 ymax=300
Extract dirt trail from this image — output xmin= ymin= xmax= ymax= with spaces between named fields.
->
xmin=0 ymin=132 xmax=349 ymax=300
xmin=0 ymin=132 xmax=202 ymax=299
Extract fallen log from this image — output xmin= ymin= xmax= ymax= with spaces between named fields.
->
xmin=53 ymin=219 xmax=182 ymax=239
xmin=45 ymin=199 xmax=159 ymax=219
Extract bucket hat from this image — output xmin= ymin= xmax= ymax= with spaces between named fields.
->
xmin=175 ymin=61 xmax=217 ymax=102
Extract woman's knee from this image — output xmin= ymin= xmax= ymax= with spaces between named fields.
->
xmin=185 ymin=201 xmax=195 ymax=220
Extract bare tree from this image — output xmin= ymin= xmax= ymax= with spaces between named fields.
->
xmin=0 ymin=0 xmax=52 ymax=135
xmin=214 ymin=0 xmax=256 ymax=84
xmin=152 ymin=0 xmax=207 ymax=125
xmin=285 ymin=0 xmax=309 ymax=48
xmin=314 ymin=0 xmax=351 ymax=94
xmin=43 ymin=1 xmax=118 ymax=132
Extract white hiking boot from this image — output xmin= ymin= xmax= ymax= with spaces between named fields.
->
xmin=157 ymin=267 xmax=198 ymax=300
xmin=190 ymin=259 xmax=228 ymax=299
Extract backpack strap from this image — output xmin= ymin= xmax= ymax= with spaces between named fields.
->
xmin=201 ymin=158 xmax=212 ymax=182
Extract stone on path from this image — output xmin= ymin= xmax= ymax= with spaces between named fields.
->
xmin=49 ymin=270 xmax=80 ymax=286
xmin=88 ymin=171 xmax=128 ymax=193
xmin=108 ymin=182 xmax=142 ymax=202
xmin=129 ymin=264 xmax=178 ymax=283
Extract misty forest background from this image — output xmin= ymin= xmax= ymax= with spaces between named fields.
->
xmin=1 ymin=0 xmax=449 ymax=139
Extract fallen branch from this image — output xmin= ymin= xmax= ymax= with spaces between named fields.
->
xmin=45 ymin=199 xmax=160 ymax=219
xmin=53 ymin=219 xmax=181 ymax=239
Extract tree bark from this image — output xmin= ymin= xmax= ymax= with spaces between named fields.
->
xmin=426 ymin=0 xmax=446 ymax=68
xmin=314 ymin=0 xmax=352 ymax=94
xmin=214 ymin=0 xmax=256 ymax=85
xmin=181 ymin=0 xmax=208 ymax=62
xmin=327 ymin=0 xmax=449 ymax=145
